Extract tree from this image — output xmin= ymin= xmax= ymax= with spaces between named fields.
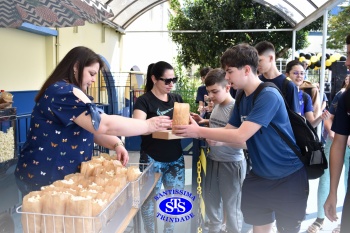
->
xmin=168 ymin=0 xmax=322 ymax=68
xmin=327 ymin=6 xmax=350 ymax=50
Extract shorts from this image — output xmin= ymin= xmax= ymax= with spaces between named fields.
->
xmin=241 ymin=167 xmax=309 ymax=233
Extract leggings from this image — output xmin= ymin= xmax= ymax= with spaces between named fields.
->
xmin=140 ymin=153 xmax=185 ymax=233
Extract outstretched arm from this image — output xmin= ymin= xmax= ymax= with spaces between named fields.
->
xmin=173 ymin=117 xmax=259 ymax=149
xmin=324 ymin=133 xmax=347 ymax=222
xmin=72 ymin=88 xmax=171 ymax=136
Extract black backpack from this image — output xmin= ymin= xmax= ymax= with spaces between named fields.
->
xmin=236 ymin=82 xmax=328 ymax=179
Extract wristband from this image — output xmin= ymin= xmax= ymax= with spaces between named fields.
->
xmin=114 ymin=141 xmax=124 ymax=150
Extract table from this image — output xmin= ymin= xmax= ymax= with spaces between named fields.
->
xmin=116 ymin=173 xmax=161 ymax=233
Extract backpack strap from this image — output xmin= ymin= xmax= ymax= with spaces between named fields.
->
xmin=270 ymin=123 xmax=303 ymax=157
xmin=235 ymin=89 xmax=244 ymax=110
xmin=302 ymin=92 xmax=309 ymax=109
xmin=282 ymin=78 xmax=290 ymax=98
xmin=252 ymin=82 xmax=287 ymax=107
xmin=253 ymin=82 xmax=304 ymax=157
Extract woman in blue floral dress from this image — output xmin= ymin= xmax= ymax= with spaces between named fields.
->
xmin=15 ymin=46 xmax=171 ymax=195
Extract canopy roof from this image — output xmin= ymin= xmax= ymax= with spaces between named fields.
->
xmin=253 ymin=0 xmax=344 ymax=30
xmin=101 ymin=0 xmax=167 ymax=30
xmin=102 ymin=0 xmax=344 ymax=31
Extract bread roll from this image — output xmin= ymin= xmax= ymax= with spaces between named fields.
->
xmin=172 ymin=102 xmax=190 ymax=126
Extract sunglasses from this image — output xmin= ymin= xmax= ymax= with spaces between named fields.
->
xmin=158 ymin=77 xmax=178 ymax=85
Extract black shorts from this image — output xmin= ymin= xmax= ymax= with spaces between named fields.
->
xmin=241 ymin=167 xmax=309 ymax=233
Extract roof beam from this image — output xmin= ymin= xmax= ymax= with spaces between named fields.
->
xmin=293 ymin=0 xmax=343 ymax=31
xmin=124 ymin=28 xmax=293 ymax=33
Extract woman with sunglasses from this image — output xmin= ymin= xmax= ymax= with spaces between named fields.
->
xmin=133 ymin=61 xmax=185 ymax=233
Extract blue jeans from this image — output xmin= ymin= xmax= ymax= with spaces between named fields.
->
xmin=140 ymin=153 xmax=185 ymax=233
xmin=317 ymin=138 xmax=350 ymax=219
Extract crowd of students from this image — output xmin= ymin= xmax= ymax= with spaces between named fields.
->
xmin=177 ymin=36 xmax=350 ymax=233
xmin=16 ymin=33 xmax=350 ymax=233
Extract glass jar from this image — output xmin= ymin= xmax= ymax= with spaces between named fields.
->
xmin=0 ymin=108 xmax=17 ymax=163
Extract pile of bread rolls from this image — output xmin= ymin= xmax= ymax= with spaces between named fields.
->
xmin=21 ymin=154 xmax=142 ymax=233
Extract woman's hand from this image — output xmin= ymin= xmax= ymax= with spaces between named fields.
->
xmin=146 ymin=116 xmax=172 ymax=133
xmin=114 ymin=144 xmax=129 ymax=166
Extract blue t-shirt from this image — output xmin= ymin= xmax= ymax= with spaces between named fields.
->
xmin=228 ymin=86 xmax=303 ymax=179
xmin=260 ymin=74 xmax=300 ymax=113
xmin=299 ymin=91 xmax=313 ymax=116
xmin=329 ymin=90 xmax=344 ymax=115
xmin=332 ymin=91 xmax=350 ymax=136
xmin=195 ymin=85 xmax=208 ymax=103
xmin=15 ymin=81 xmax=101 ymax=186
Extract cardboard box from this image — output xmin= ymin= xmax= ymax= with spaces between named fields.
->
xmin=152 ymin=130 xmax=185 ymax=140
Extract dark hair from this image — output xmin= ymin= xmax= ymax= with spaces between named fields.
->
xmin=346 ymin=34 xmax=350 ymax=45
xmin=204 ymin=68 xmax=227 ymax=87
xmin=255 ymin=41 xmax=275 ymax=55
xmin=35 ymin=46 xmax=104 ymax=102
xmin=200 ymin=67 xmax=212 ymax=78
xmin=286 ymin=60 xmax=303 ymax=74
xmin=220 ymin=44 xmax=259 ymax=74
xmin=144 ymin=61 xmax=173 ymax=92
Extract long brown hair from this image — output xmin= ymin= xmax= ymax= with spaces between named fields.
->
xmin=35 ymin=46 xmax=104 ymax=102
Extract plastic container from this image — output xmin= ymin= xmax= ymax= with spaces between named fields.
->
xmin=17 ymin=183 xmax=133 ymax=233
xmin=0 ymin=107 xmax=16 ymax=164
xmin=128 ymin=162 xmax=155 ymax=208
xmin=0 ymin=90 xmax=13 ymax=109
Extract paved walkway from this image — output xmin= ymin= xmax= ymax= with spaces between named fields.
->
xmin=127 ymin=152 xmax=346 ymax=233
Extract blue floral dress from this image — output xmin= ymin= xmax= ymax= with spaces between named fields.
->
xmin=15 ymin=80 xmax=102 ymax=187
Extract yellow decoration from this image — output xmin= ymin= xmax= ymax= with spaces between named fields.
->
xmin=299 ymin=56 xmax=306 ymax=62
xmin=334 ymin=53 xmax=341 ymax=61
xmin=325 ymin=59 xmax=332 ymax=67
xmin=317 ymin=53 xmax=322 ymax=57
xmin=330 ymin=55 xmax=337 ymax=62
xmin=310 ymin=56 xmax=318 ymax=63
xmin=306 ymin=59 xmax=311 ymax=66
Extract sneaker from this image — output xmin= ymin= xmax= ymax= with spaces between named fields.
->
xmin=219 ymin=225 xmax=227 ymax=233
xmin=220 ymin=224 xmax=226 ymax=231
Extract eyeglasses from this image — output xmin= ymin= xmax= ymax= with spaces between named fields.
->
xmin=158 ymin=77 xmax=178 ymax=85
xmin=292 ymin=71 xmax=305 ymax=76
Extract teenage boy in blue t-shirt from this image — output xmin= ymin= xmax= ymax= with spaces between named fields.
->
xmin=173 ymin=44 xmax=308 ymax=233
xmin=324 ymin=34 xmax=350 ymax=233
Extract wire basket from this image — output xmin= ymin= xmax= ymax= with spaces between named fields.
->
xmin=17 ymin=182 xmax=133 ymax=233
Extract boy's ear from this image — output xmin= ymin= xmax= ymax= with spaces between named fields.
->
xmin=225 ymin=84 xmax=231 ymax=92
xmin=244 ymin=65 xmax=251 ymax=76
